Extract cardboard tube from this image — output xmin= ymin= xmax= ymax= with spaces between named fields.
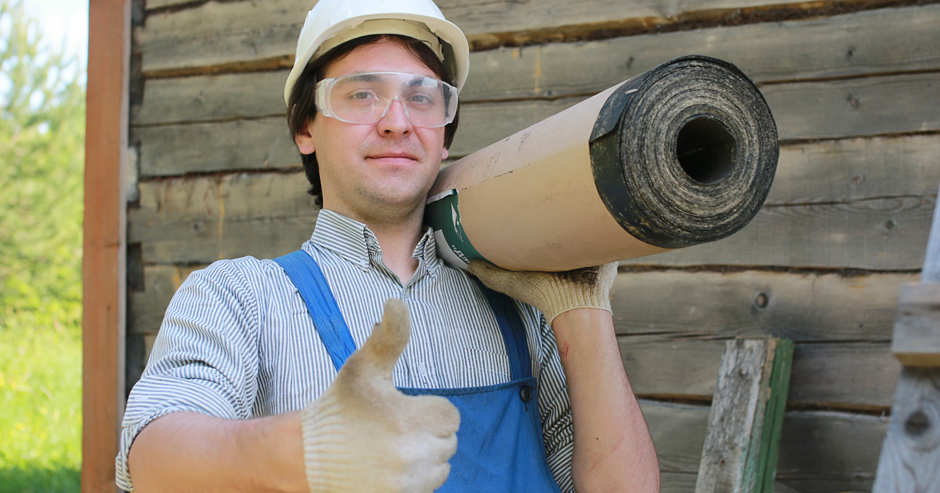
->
xmin=425 ymin=55 xmax=778 ymax=272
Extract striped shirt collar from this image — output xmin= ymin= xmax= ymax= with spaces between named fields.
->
xmin=310 ymin=209 xmax=441 ymax=279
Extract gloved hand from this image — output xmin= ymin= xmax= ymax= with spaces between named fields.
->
xmin=301 ymin=299 xmax=460 ymax=492
xmin=469 ymin=260 xmax=618 ymax=325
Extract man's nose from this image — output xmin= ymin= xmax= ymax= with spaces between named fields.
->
xmin=377 ymin=98 xmax=413 ymax=135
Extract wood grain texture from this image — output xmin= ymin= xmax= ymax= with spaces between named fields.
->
xmin=129 ymin=265 xmax=904 ymax=410
xmin=460 ymin=4 xmax=940 ymax=101
xmin=84 ymin=0 xmax=130 ymax=492
xmin=641 ymin=400 xmax=888 ymax=491
xmin=612 ymin=270 xmax=915 ymax=340
xmin=694 ymin=339 xmax=778 ymax=493
xmin=129 ymin=171 xmax=318 ymax=263
xmin=144 ymin=0 xmax=189 ymax=9
xmin=135 ymin=0 xmax=931 ymax=74
xmin=134 ymin=0 xmax=868 ymax=74
xmin=131 ymin=71 xmax=940 ymax=177
xmin=133 ymin=118 xmax=299 ymax=175
xmin=873 ymin=368 xmax=940 ymax=492
xmin=891 ymin=283 xmax=940 ymax=367
xmin=622 ymin=338 xmax=900 ymax=409
xmin=128 ymin=133 xmax=939 ymax=267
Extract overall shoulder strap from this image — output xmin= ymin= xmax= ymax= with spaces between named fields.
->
xmin=274 ymin=250 xmax=357 ymax=372
xmin=472 ymin=279 xmax=532 ymax=380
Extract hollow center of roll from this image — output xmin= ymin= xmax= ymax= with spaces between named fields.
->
xmin=675 ymin=117 xmax=736 ymax=185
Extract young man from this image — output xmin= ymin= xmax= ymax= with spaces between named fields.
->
xmin=116 ymin=1 xmax=659 ymax=491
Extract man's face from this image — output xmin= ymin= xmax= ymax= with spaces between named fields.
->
xmin=301 ymin=39 xmax=449 ymax=221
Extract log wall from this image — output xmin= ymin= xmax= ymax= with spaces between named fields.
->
xmin=127 ymin=0 xmax=940 ymax=489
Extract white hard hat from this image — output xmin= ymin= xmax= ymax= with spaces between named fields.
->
xmin=284 ymin=0 xmax=470 ymax=106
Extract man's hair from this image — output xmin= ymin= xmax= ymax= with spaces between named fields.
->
xmin=286 ymin=34 xmax=461 ymax=207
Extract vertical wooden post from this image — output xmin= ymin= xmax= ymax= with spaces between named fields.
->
xmin=873 ymin=182 xmax=940 ymax=492
xmin=83 ymin=0 xmax=130 ymax=491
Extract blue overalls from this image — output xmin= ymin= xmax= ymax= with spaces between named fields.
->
xmin=274 ymin=250 xmax=564 ymax=492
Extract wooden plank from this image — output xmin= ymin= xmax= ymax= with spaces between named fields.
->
xmin=130 ymin=4 xmax=940 ymax=122
xmin=694 ymin=338 xmax=792 ymax=493
xmin=129 ymin=179 xmax=934 ymax=269
xmin=873 ymin=368 xmax=940 ymax=492
xmin=622 ymin=338 xmax=900 ymax=409
xmin=129 ymin=154 xmax=934 ymax=267
xmin=128 ymin=264 xmax=203 ymax=337
xmin=626 ymin=194 xmax=934 ymax=270
xmin=891 ymin=283 xmax=940 ymax=367
xmin=145 ymin=0 xmax=189 ymax=8
xmin=641 ymin=400 xmax=888 ymax=489
xmin=132 ymin=71 xmax=940 ymax=174
xmin=133 ymin=119 xmax=300 ymax=175
xmin=128 ymin=171 xmax=319 ymax=263
xmin=461 ymin=4 xmax=940 ymax=101
xmin=134 ymin=0 xmax=851 ymax=74
xmin=612 ymin=270 xmax=915 ymax=340
xmin=84 ymin=0 xmax=130 ymax=492
xmin=127 ymin=265 xmax=905 ymax=408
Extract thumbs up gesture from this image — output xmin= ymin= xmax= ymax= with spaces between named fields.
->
xmin=300 ymin=299 xmax=460 ymax=492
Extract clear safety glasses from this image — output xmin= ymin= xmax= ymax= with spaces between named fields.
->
xmin=315 ymin=72 xmax=459 ymax=128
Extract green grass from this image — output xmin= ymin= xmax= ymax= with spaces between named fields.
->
xmin=0 ymin=324 xmax=82 ymax=493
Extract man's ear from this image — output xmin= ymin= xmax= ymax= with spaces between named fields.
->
xmin=294 ymin=121 xmax=316 ymax=155
xmin=441 ymin=148 xmax=449 ymax=160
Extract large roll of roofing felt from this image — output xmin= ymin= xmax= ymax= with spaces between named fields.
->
xmin=424 ymin=55 xmax=778 ymax=272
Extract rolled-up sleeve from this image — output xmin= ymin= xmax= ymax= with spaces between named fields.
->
xmin=533 ymin=312 xmax=576 ymax=493
xmin=115 ymin=258 xmax=264 ymax=491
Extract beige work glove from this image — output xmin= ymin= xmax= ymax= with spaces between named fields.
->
xmin=301 ymin=299 xmax=460 ymax=493
xmin=469 ymin=260 xmax=618 ymax=325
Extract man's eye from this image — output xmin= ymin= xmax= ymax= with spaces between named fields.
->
xmin=408 ymin=93 xmax=435 ymax=105
xmin=348 ymin=91 xmax=377 ymax=101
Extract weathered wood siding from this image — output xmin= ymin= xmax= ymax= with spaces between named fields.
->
xmin=128 ymin=0 xmax=940 ymax=490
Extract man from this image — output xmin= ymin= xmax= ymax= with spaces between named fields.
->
xmin=116 ymin=0 xmax=659 ymax=491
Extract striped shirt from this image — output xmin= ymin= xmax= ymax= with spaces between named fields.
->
xmin=116 ymin=210 xmax=575 ymax=492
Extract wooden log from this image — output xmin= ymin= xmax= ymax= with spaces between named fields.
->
xmin=128 ymin=171 xmax=319 ymax=263
xmin=134 ymin=2 xmax=940 ymax=123
xmin=611 ymin=270 xmax=915 ymax=341
xmin=129 ymin=180 xmax=933 ymax=269
xmin=641 ymin=400 xmax=887 ymax=490
xmin=134 ymin=0 xmax=833 ymax=74
xmin=132 ymin=118 xmax=299 ymax=176
xmin=129 ymin=264 xmax=904 ymax=410
xmin=621 ymin=337 xmax=901 ymax=409
xmin=891 ymin=283 xmax=940 ymax=367
xmin=873 ymin=368 xmax=940 ymax=492
xmin=136 ymin=0 xmax=935 ymax=74
xmin=694 ymin=338 xmax=792 ymax=493
xmin=460 ymin=5 xmax=940 ymax=101
xmin=132 ymin=70 xmax=940 ymax=174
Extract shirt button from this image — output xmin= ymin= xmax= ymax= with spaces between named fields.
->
xmin=520 ymin=385 xmax=533 ymax=402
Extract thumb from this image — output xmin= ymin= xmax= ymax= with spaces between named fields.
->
xmin=340 ymin=298 xmax=411 ymax=384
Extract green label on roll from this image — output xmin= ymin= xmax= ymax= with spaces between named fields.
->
xmin=425 ymin=189 xmax=488 ymax=270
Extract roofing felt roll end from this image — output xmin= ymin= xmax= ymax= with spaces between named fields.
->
xmin=426 ymin=55 xmax=779 ymax=272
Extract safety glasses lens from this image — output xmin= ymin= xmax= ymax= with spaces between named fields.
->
xmin=317 ymin=73 xmax=457 ymax=127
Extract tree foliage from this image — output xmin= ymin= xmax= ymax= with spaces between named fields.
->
xmin=0 ymin=0 xmax=85 ymax=332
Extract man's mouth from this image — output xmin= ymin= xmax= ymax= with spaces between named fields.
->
xmin=367 ymin=152 xmax=420 ymax=162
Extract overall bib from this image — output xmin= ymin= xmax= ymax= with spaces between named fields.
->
xmin=275 ymin=250 xmax=564 ymax=492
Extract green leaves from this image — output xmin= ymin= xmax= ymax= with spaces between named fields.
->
xmin=0 ymin=0 xmax=85 ymax=332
